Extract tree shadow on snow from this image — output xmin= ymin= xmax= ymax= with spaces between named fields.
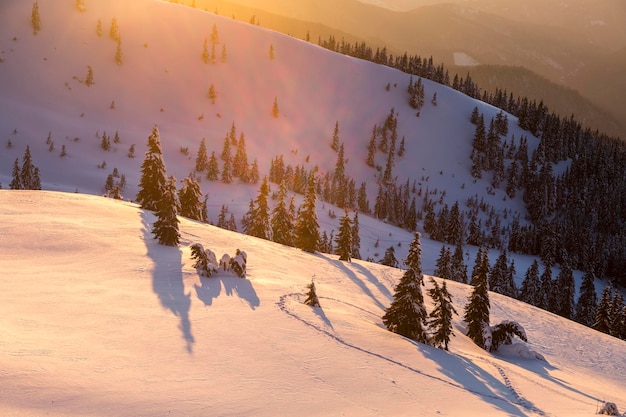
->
xmin=194 ymin=276 xmax=260 ymax=310
xmin=141 ymin=212 xmax=194 ymax=353
xmin=319 ymin=254 xmax=390 ymax=313
xmin=493 ymin=351 xmax=603 ymax=405
xmin=423 ymin=348 xmax=533 ymax=417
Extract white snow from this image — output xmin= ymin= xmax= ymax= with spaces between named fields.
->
xmin=1 ymin=190 xmax=625 ymax=417
xmin=453 ymin=51 xmax=480 ymax=66
xmin=1 ymin=1 xmax=625 ymax=415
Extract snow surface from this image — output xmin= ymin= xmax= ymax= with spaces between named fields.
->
xmin=1 ymin=1 xmax=625 ymax=415
xmin=1 ymin=190 xmax=625 ymax=417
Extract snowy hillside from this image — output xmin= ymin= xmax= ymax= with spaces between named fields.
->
xmin=1 ymin=190 xmax=625 ymax=417
xmin=0 ymin=0 xmax=539 ymax=264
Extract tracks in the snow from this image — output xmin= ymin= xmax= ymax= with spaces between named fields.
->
xmin=277 ymin=293 xmax=547 ymax=415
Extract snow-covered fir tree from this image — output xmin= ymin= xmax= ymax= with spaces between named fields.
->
xmin=554 ymin=263 xmax=575 ymax=319
xmin=450 ymin=244 xmax=468 ymax=284
xmin=433 ymin=245 xmax=451 ymax=280
xmin=574 ymin=271 xmax=597 ymax=327
xmin=178 ymin=175 xmax=204 ymax=222
xmin=136 ymin=126 xmax=167 ymax=211
xmin=152 ymin=176 xmax=180 ymax=246
xmin=464 ymin=250 xmax=491 ymax=349
xmin=12 ymin=145 xmax=41 ymax=190
xmin=334 ymin=209 xmax=353 ymax=262
xmin=382 ymin=232 xmax=429 ymax=344
xmin=294 ymin=174 xmax=319 ymax=253
xmin=195 ymin=137 xmax=209 ymax=173
xmin=609 ymin=291 xmax=625 ymax=337
xmin=380 ymin=245 xmax=398 ymax=268
xmin=427 ymin=278 xmax=457 ymax=350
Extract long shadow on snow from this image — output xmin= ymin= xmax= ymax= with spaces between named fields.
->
xmin=493 ymin=351 xmax=603 ymax=405
xmin=423 ymin=348 xmax=532 ymax=417
xmin=194 ymin=275 xmax=260 ymax=310
xmin=318 ymin=254 xmax=390 ymax=313
xmin=141 ymin=211 xmax=194 ymax=353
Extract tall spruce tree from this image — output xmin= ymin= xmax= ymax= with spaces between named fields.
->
xmin=178 ymin=175 xmax=204 ymax=221
xmin=270 ymin=180 xmax=294 ymax=246
xmin=554 ymin=263 xmax=575 ymax=319
xmin=428 ymin=278 xmax=457 ymax=350
xmin=152 ymin=176 xmax=180 ymax=246
xmin=450 ymin=244 xmax=468 ymax=284
xmin=593 ymin=285 xmax=613 ymax=334
xmin=538 ymin=265 xmax=552 ymax=310
xmin=464 ymin=250 xmax=491 ymax=349
xmin=382 ymin=233 xmax=429 ymax=343
xmin=294 ymin=174 xmax=319 ymax=253
xmin=351 ymin=211 xmax=361 ymax=260
xmin=334 ymin=209 xmax=353 ymax=262
xmin=195 ymin=137 xmax=209 ymax=173
xmin=608 ymin=291 xmax=625 ymax=336
xmin=136 ymin=126 xmax=167 ymax=211
xmin=433 ymin=245 xmax=451 ymax=280
xmin=574 ymin=271 xmax=597 ymax=327
xmin=519 ymin=260 xmax=541 ymax=307
xmin=247 ymin=176 xmax=271 ymax=240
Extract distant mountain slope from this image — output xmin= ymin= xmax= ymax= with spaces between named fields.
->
xmin=1 ymin=190 xmax=625 ymax=416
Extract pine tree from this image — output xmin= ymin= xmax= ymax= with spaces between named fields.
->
xmin=109 ymin=17 xmax=119 ymax=41
xmin=115 ymin=38 xmax=124 ymax=65
xmin=334 ymin=209 xmax=353 ymax=262
xmin=489 ymin=251 xmax=516 ymax=298
xmin=351 ymin=211 xmax=361 ymax=260
xmin=272 ymin=96 xmax=279 ymax=118
xmin=464 ymin=250 xmax=491 ymax=349
xmin=294 ymin=174 xmax=320 ymax=253
xmin=303 ymin=280 xmax=320 ymax=307
xmin=380 ymin=246 xmax=398 ymax=268
xmin=178 ymin=175 xmax=204 ymax=222
xmin=519 ymin=260 xmax=541 ymax=307
xmin=206 ymin=151 xmax=219 ymax=181
xmin=85 ymin=65 xmax=94 ymax=86
xmin=233 ymin=132 xmax=249 ymax=181
xmin=271 ymin=180 xmax=294 ymax=246
xmin=19 ymin=146 xmax=40 ymax=190
xmin=248 ymin=176 xmax=271 ymax=240
xmin=208 ymin=83 xmax=217 ymax=104
xmin=331 ymin=120 xmax=340 ymax=151
xmin=382 ymin=233 xmax=429 ymax=343
xmin=574 ymin=271 xmax=597 ymax=327
xmin=433 ymin=245 xmax=451 ymax=280
xmin=554 ymin=264 xmax=575 ymax=319
xmin=538 ymin=265 xmax=552 ymax=310
xmin=428 ymin=278 xmax=457 ymax=350
xmin=9 ymin=158 xmax=21 ymax=190
xmin=593 ymin=285 xmax=613 ymax=334
xmin=450 ymin=244 xmax=468 ymax=284
xmin=31 ymin=1 xmax=41 ymax=35
xmin=195 ymin=138 xmax=209 ymax=173
xmin=152 ymin=176 xmax=180 ymax=246
xmin=136 ymin=126 xmax=167 ymax=211
xmin=608 ymin=291 xmax=625 ymax=336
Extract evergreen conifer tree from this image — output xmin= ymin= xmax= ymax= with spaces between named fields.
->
xmin=380 ymin=245 xmax=398 ymax=268
xmin=152 ymin=176 xmax=180 ymax=246
xmin=247 ymin=176 xmax=271 ymax=240
xmin=593 ymin=285 xmax=613 ymax=334
xmin=428 ymin=278 xmax=457 ymax=350
xmin=519 ymin=260 xmax=541 ymax=307
xmin=195 ymin=138 xmax=209 ymax=173
xmin=9 ymin=158 xmax=21 ymax=190
xmin=206 ymin=151 xmax=219 ymax=181
xmin=294 ymin=174 xmax=320 ymax=253
xmin=609 ymin=291 xmax=625 ymax=336
xmin=574 ymin=271 xmax=597 ymax=327
xmin=178 ymin=175 xmax=204 ymax=221
xmin=538 ymin=265 xmax=552 ymax=310
xmin=351 ymin=211 xmax=361 ymax=260
xmin=136 ymin=126 xmax=167 ymax=211
xmin=433 ymin=245 xmax=451 ymax=280
xmin=382 ymin=233 xmax=429 ymax=343
xmin=334 ymin=209 xmax=353 ymax=262
xmin=31 ymin=1 xmax=41 ymax=35
xmin=464 ymin=250 xmax=491 ymax=349
xmin=554 ymin=264 xmax=575 ymax=319
xmin=304 ymin=280 xmax=320 ymax=307
xmin=450 ymin=244 xmax=468 ymax=283
xmin=270 ymin=180 xmax=294 ymax=246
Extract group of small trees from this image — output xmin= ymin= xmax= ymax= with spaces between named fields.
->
xmin=10 ymin=146 xmax=41 ymax=190
xmin=383 ymin=233 xmax=458 ymax=350
xmin=136 ymin=126 xmax=207 ymax=246
xmin=190 ymin=243 xmax=247 ymax=278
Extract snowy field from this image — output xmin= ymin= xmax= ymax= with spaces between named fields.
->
xmin=1 ymin=191 xmax=625 ymax=416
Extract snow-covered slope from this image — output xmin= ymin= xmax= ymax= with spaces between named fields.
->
xmin=1 ymin=190 xmax=625 ymax=416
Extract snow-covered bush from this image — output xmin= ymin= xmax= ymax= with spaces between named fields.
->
xmin=598 ymin=402 xmax=620 ymax=416
xmin=190 ymin=244 xmax=246 ymax=278
xmin=490 ymin=320 xmax=527 ymax=352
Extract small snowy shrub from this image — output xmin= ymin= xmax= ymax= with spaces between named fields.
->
xmin=303 ymin=280 xmax=320 ymax=307
xmin=191 ymin=244 xmax=247 ymax=278
xmin=490 ymin=320 xmax=527 ymax=352
xmin=598 ymin=402 xmax=620 ymax=416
